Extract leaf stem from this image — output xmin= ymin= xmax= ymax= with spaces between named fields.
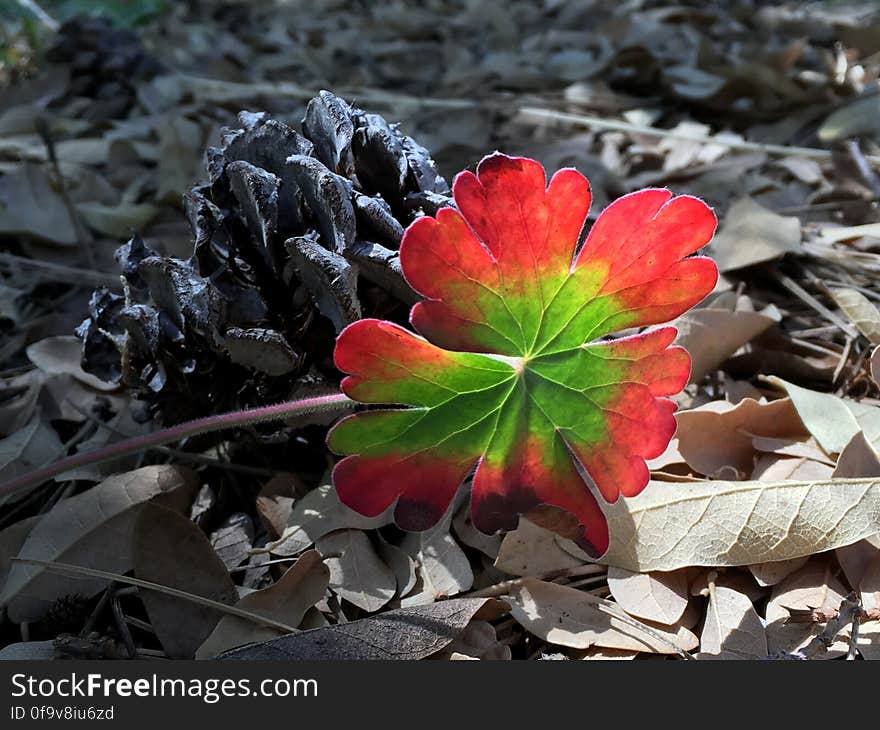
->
xmin=0 ymin=392 xmax=354 ymax=503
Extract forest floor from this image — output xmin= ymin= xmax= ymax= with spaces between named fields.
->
xmin=2 ymin=0 xmax=880 ymax=660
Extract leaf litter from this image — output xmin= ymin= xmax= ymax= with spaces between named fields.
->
xmin=2 ymin=0 xmax=880 ymax=660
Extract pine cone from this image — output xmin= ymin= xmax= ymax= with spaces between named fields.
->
xmin=78 ymin=91 xmax=451 ymax=430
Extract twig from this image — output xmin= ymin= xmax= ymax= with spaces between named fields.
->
xmin=516 ymin=107 xmax=880 ymax=166
xmin=0 ymin=252 xmax=121 ymax=289
xmin=461 ymin=564 xmax=606 ymax=598
xmin=10 ymin=557 xmax=300 ymax=633
xmin=770 ymin=269 xmax=860 ymax=339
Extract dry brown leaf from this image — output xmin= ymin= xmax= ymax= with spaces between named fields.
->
xmin=673 ymin=302 xmax=779 ymax=383
xmin=133 ymin=503 xmax=238 ymax=659
xmin=401 ymin=519 xmax=474 ymax=605
xmin=26 ymin=336 xmax=117 ymax=392
xmin=602 ymin=476 xmax=880 ymax=572
xmin=506 ymin=578 xmax=698 ymax=654
xmin=435 ymin=620 xmax=511 ymax=660
xmin=495 ymin=518 xmax=585 ymax=577
xmin=765 ymin=377 xmax=862 ymax=454
xmin=218 ymin=598 xmax=507 ymax=660
xmin=830 ymin=288 xmax=880 ymax=345
xmin=0 ymin=465 xmax=196 ymax=622
xmin=699 ymin=584 xmax=768 ymax=659
xmin=675 ymin=397 xmax=807 ymax=477
xmin=748 ymin=557 xmax=809 ymax=587
xmin=708 ymin=196 xmax=801 ymax=272
xmin=751 ymin=454 xmax=834 ymax=481
xmin=316 ymin=529 xmax=396 ymax=612
xmin=606 ymin=567 xmax=689 ymax=625
xmin=196 ymin=550 xmax=330 ymax=659
xmin=255 ymin=473 xmax=299 ymax=540
xmin=834 ymin=431 xmax=880 ymax=478
xmin=836 ymin=537 xmax=880 ymax=590
xmin=765 ymin=559 xmax=849 ymax=659
xmin=265 ymin=484 xmax=392 ymax=556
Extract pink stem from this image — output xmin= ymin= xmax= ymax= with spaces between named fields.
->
xmin=0 ymin=392 xmax=354 ymax=502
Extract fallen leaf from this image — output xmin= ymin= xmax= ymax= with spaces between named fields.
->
xmin=748 ymin=557 xmax=809 ymax=587
xmin=255 ymin=473 xmax=299 ymax=540
xmin=218 ymin=598 xmax=507 ymax=660
xmin=829 ymin=288 xmax=880 ymax=345
xmin=834 ymin=431 xmax=880 ymax=478
xmin=765 ymin=559 xmax=849 ymax=659
xmin=673 ymin=301 xmax=779 ymax=383
xmin=26 ymin=336 xmax=117 ymax=391
xmin=435 ymin=620 xmax=511 ymax=660
xmin=209 ymin=512 xmax=254 ymax=570
xmin=0 ymin=466 xmax=196 ymax=622
xmin=602 ymin=476 xmax=880 ymax=572
xmin=264 ymin=484 xmax=392 ymax=557
xmin=709 ymin=196 xmax=801 ymax=272
xmin=494 ymin=518 xmax=586 ymax=577
xmin=402 ymin=512 xmax=474 ymax=604
xmin=196 ymin=550 xmax=330 ymax=658
xmin=506 ymin=578 xmax=698 ymax=654
xmin=607 ymin=567 xmax=689 ymax=625
xmin=675 ymin=397 xmax=807 ymax=477
xmin=0 ymin=414 xmax=63 ymax=506
xmin=316 ymin=529 xmax=396 ymax=612
xmin=699 ymin=584 xmax=768 ymax=659
xmin=133 ymin=503 xmax=238 ymax=659
xmin=0 ymin=164 xmax=77 ymax=245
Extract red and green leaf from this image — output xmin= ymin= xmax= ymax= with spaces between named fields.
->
xmin=328 ymin=153 xmax=718 ymax=556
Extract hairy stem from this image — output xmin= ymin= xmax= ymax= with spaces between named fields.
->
xmin=0 ymin=392 xmax=354 ymax=503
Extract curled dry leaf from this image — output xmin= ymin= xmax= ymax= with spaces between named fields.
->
xmin=748 ymin=557 xmax=809 ymax=587
xmin=196 ymin=550 xmax=330 ymax=659
xmin=494 ymin=518 xmax=586 ymax=577
xmin=0 ymin=465 xmax=197 ymax=623
xmin=218 ymin=598 xmax=507 ymax=660
xmin=708 ymin=196 xmax=801 ymax=272
xmin=675 ymin=397 xmax=807 ymax=477
xmin=765 ymin=377 xmax=864 ymax=454
xmin=26 ymin=336 xmax=117 ymax=392
xmin=264 ymin=484 xmax=392 ymax=557
xmin=435 ymin=620 xmax=511 ymax=660
xmin=602 ymin=476 xmax=880 ymax=572
xmin=673 ymin=299 xmax=779 ymax=383
xmin=833 ymin=431 xmax=880 ymax=479
xmin=316 ymin=529 xmax=396 ymax=612
xmin=133 ymin=504 xmax=238 ymax=659
xmin=699 ymin=585 xmax=768 ymax=660
xmin=401 ymin=511 xmax=474 ymax=605
xmin=765 ymin=559 xmax=849 ymax=659
xmin=506 ymin=578 xmax=698 ymax=654
xmin=606 ymin=567 xmax=689 ymax=625
xmin=829 ymin=288 xmax=880 ymax=345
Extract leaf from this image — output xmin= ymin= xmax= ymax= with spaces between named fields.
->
xmin=329 ymin=153 xmax=717 ymax=556
xmin=765 ymin=559 xmax=849 ymax=659
xmin=766 ymin=377 xmax=865 ymax=454
xmin=673 ymin=300 xmax=779 ymax=383
xmin=675 ymin=397 xmax=807 ymax=477
xmin=699 ymin=585 xmax=768 ymax=659
xmin=830 ymin=288 xmax=880 ymax=345
xmin=264 ymin=484 xmax=392 ymax=557
xmin=316 ymin=529 xmax=396 ymax=612
xmin=209 ymin=512 xmax=254 ymax=570
xmin=0 ymin=465 xmax=196 ymax=622
xmin=0 ymin=413 xmax=63 ymax=506
xmin=602 ymin=476 xmax=880 ymax=572
xmin=748 ymin=557 xmax=809 ymax=587
xmin=494 ymin=518 xmax=587 ymax=577
xmin=26 ymin=336 xmax=117 ymax=392
xmin=0 ymin=163 xmax=77 ymax=245
xmin=196 ymin=550 xmax=330 ymax=659
xmin=401 ymin=509 xmax=474 ymax=604
xmin=607 ymin=567 xmax=689 ymax=625
xmin=218 ymin=598 xmax=507 ymax=660
xmin=506 ymin=578 xmax=698 ymax=654
xmin=708 ymin=197 xmax=801 ymax=272
xmin=133 ymin=504 xmax=238 ymax=659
